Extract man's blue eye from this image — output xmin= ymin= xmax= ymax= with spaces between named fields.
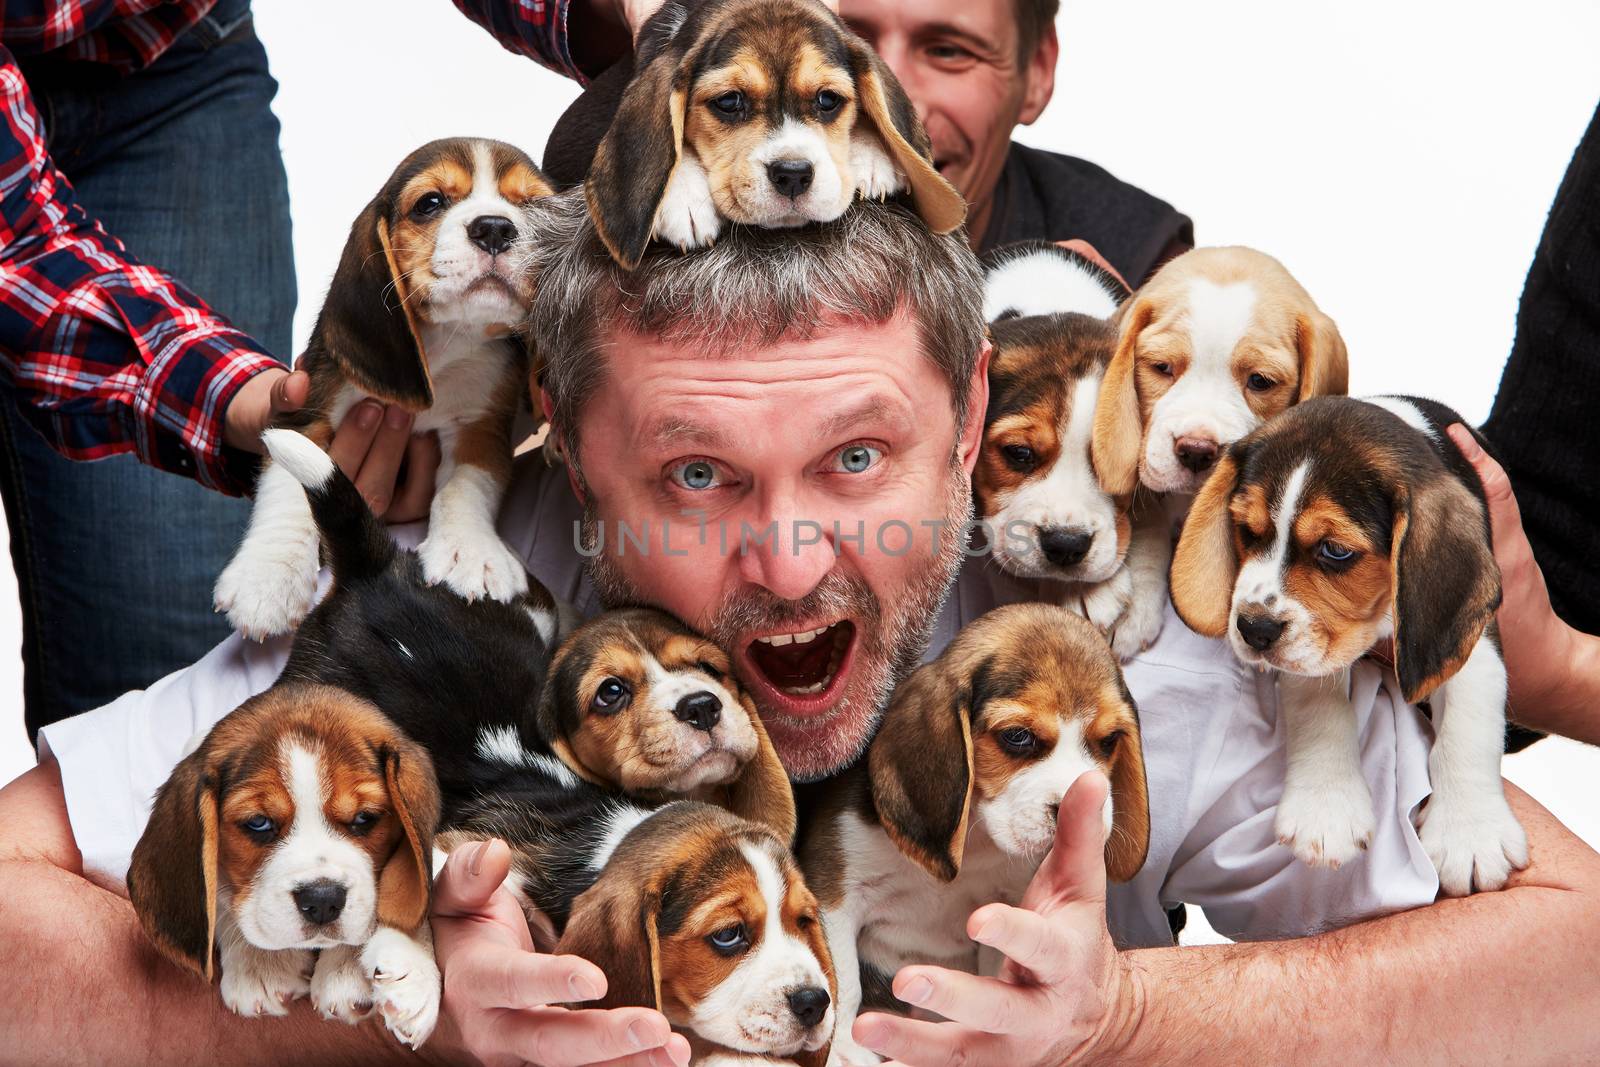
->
xmin=706 ymin=923 xmax=749 ymax=955
xmin=1317 ymin=540 xmax=1355 ymax=563
xmin=837 ymin=445 xmax=881 ymax=474
xmin=243 ymin=815 xmax=275 ymax=835
xmin=673 ymin=460 xmax=719 ymax=490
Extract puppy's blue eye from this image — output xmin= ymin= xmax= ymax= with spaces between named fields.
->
xmin=997 ymin=726 xmax=1038 ymax=755
xmin=816 ymin=89 xmax=843 ymax=114
xmin=593 ymin=677 xmax=632 ymax=713
xmin=243 ymin=814 xmax=275 ymax=837
xmin=1317 ymin=540 xmax=1356 ymax=564
xmin=411 ymin=192 xmax=446 ymax=219
xmin=707 ymin=923 xmax=749 ymax=955
xmin=835 ymin=444 xmax=880 ymax=474
xmin=1001 ymin=444 xmax=1036 ymax=472
xmin=712 ymin=91 xmax=746 ymax=116
xmin=1246 ymin=372 xmax=1275 ymax=392
xmin=671 ymin=460 xmax=721 ymax=490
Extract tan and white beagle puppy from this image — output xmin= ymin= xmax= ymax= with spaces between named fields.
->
xmin=1170 ymin=395 xmax=1528 ymax=895
xmin=580 ymin=0 xmax=965 ymax=268
xmin=558 ymin=802 xmax=836 ymax=1066
xmin=800 ymin=603 xmax=1148 ymax=1065
xmin=128 ymin=684 xmax=442 ymax=1047
xmin=976 ymin=242 xmax=1169 ymax=659
xmin=215 ymin=137 xmax=554 ymax=639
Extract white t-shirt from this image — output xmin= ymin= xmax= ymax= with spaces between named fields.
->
xmin=38 ymin=454 xmax=1440 ymax=947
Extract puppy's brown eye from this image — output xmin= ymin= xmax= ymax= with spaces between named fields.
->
xmin=1001 ymin=444 xmax=1036 ymax=472
xmin=1098 ymin=730 xmax=1123 ymax=758
xmin=1316 ymin=540 xmax=1357 ymax=566
xmin=815 ymin=89 xmax=843 ymax=115
xmin=696 ymin=659 xmax=723 ymax=680
xmin=997 ymin=726 xmax=1038 ymax=755
xmin=706 ymin=923 xmax=749 ymax=956
xmin=411 ymin=192 xmax=447 ymax=219
xmin=349 ymin=811 xmax=380 ymax=834
xmin=593 ymin=677 xmax=632 ymax=713
xmin=1151 ymin=361 xmax=1174 ymax=377
xmin=1246 ymin=372 xmax=1275 ymax=392
xmin=711 ymin=91 xmax=746 ymax=117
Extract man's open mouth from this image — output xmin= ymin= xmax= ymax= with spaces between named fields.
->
xmin=741 ymin=620 xmax=855 ymax=716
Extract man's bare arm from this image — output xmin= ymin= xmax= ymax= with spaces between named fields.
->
xmin=858 ymin=778 xmax=1600 ymax=1066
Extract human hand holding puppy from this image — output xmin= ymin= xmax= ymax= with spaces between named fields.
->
xmin=853 ymin=771 xmax=1134 ymax=1067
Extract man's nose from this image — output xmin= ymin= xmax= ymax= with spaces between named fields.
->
xmin=736 ymin=514 xmax=835 ymax=602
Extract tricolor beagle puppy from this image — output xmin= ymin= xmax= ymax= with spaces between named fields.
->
xmin=1169 ymin=396 xmax=1528 ymax=895
xmin=127 ymin=683 xmax=443 ymax=1048
xmin=975 ymin=242 xmax=1169 ymax=659
xmin=557 ymin=802 xmax=836 ymax=1066
xmin=799 ymin=603 xmax=1148 ymax=1065
xmin=566 ymin=0 xmax=965 ymax=268
xmin=214 ymin=137 xmax=554 ymax=639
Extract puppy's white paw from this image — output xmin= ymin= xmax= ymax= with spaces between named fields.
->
xmin=363 ymin=928 xmax=441 ymax=1049
xmin=827 ymin=1033 xmax=883 ymax=1067
xmin=850 ymin=130 xmax=905 ymax=201
xmin=1077 ymin=568 xmax=1133 ymax=635
xmin=1416 ymin=790 xmax=1529 ymax=896
xmin=418 ymin=527 xmax=529 ymax=603
xmin=654 ymin=157 xmax=722 ymax=250
xmin=1274 ymin=775 xmax=1375 ymax=869
xmin=310 ymin=944 xmax=374 ymax=1024
xmin=1108 ymin=581 xmax=1166 ymax=662
xmin=219 ymin=947 xmax=313 ymax=1018
xmin=213 ymin=538 xmax=320 ymax=640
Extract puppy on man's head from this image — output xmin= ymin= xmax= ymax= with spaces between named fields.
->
xmin=214 ymin=136 xmax=553 ymax=640
xmin=558 ymin=0 xmax=966 ymax=268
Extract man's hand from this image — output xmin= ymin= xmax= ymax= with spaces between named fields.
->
xmin=429 ymin=838 xmax=691 ymax=1067
xmin=854 ymin=772 xmax=1137 ymax=1067
xmin=225 ymin=368 xmax=311 ymax=452
xmin=604 ymin=0 xmax=835 ymax=39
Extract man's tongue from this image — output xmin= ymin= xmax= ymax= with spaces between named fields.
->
xmin=749 ymin=623 xmax=849 ymax=695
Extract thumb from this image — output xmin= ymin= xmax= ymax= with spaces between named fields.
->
xmin=1446 ymin=423 xmax=1526 ymax=555
xmin=271 ymin=369 xmax=312 ymax=417
xmin=431 ymin=838 xmax=511 ymax=918
xmin=1021 ymin=770 xmax=1110 ymax=912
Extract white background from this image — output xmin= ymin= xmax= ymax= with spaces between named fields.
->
xmin=1 ymin=2 xmax=1596 ymax=939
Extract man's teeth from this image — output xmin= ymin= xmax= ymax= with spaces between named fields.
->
xmin=754 ymin=624 xmax=832 ymax=647
xmin=776 ymin=635 xmax=847 ymax=697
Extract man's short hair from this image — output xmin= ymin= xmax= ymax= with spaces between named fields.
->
xmin=1016 ymin=0 xmax=1060 ymax=61
xmin=527 ymin=190 xmax=985 ymax=456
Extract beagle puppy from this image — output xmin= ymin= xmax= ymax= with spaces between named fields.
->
xmin=557 ymin=802 xmax=836 ymax=1066
xmin=214 ymin=137 xmax=554 ymax=639
xmin=127 ymin=683 xmax=442 ymax=1048
xmin=573 ymin=0 xmax=965 ymax=268
xmin=1092 ymin=246 xmax=1348 ymax=499
xmin=1169 ymin=395 xmax=1528 ymax=895
xmin=800 ymin=603 xmax=1149 ymax=1065
xmin=976 ymin=242 xmax=1169 ymax=659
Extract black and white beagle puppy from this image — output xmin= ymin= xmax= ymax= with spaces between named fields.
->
xmin=559 ymin=0 xmax=965 ymax=268
xmin=128 ymin=683 xmax=443 ymax=1047
xmin=557 ymin=802 xmax=836 ymax=1066
xmin=1170 ymin=395 xmax=1528 ymax=895
xmin=799 ymin=603 xmax=1149 ymax=1065
xmin=215 ymin=137 xmax=554 ymax=639
xmin=976 ymin=242 xmax=1169 ymax=659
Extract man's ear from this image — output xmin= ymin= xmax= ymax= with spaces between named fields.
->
xmin=376 ymin=738 xmax=441 ymax=932
xmin=1169 ymin=449 xmax=1242 ymax=637
xmin=718 ymin=692 xmax=798 ymax=844
xmin=1103 ymin=684 xmax=1150 ymax=883
xmin=556 ymin=875 xmax=662 ymax=1011
xmin=1092 ymin=296 xmax=1152 ymax=497
xmin=586 ymin=50 xmax=688 ymax=270
xmin=1295 ymin=309 xmax=1349 ymax=403
xmin=959 ymin=339 xmax=993 ymax=476
xmin=127 ymin=749 xmax=221 ymax=981
xmin=868 ymin=657 xmax=976 ymax=882
xmin=846 ymin=37 xmax=966 ymax=235
xmin=1017 ymin=22 xmax=1059 ymax=126
xmin=318 ymin=200 xmax=432 ymax=409
xmin=1389 ymin=478 xmax=1502 ymax=703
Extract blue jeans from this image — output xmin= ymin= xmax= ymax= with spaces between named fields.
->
xmin=0 ymin=0 xmax=295 ymax=741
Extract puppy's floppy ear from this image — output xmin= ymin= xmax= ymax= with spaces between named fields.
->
xmin=1103 ymin=681 xmax=1150 ymax=883
xmin=318 ymin=198 xmax=432 ymax=408
xmin=376 ymin=737 xmax=441 ymax=931
xmin=556 ymin=874 xmax=662 ymax=1011
xmin=720 ymin=691 xmax=798 ymax=843
xmin=1169 ymin=448 xmax=1242 ymax=637
xmin=127 ymin=749 xmax=221 ymax=981
xmin=868 ymin=657 xmax=975 ymax=882
xmin=587 ymin=51 xmax=688 ymax=270
xmin=1389 ymin=476 xmax=1502 ymax=703
xmin=1294 ymin=309 xmax=1348 ymax=403
xmin=1092 ymin=296 xmax=1153 ymax=498
xmin=846 ymin=37 xmax=965 ymax=234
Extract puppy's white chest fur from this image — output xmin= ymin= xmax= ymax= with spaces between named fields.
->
xmin=328 ymin=325 xmax=515 ymax=433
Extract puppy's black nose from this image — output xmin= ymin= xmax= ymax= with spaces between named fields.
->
xmin=1236 ymin=613 xmax=1286 ymax=651
xmin=467 ymin=214 xmax=517 ymax=255
xmin=675 ymin=691 xmax=722 ymax=732
xmin=293 ymin=879 xmax=347 ymax=927
xmin=1039 ymin=527 xmax=1093 ymax=567
xmin=767 ymin=159 xmax=814 ymax=199
xmin=1175 ymin=436 xmax=1219 ymax=473
xmin=787 ymin=986 xmax=830 ymax=1028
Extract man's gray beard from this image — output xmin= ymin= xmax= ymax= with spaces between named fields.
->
xmin=578 ymin=460 xmax=972 ymax=781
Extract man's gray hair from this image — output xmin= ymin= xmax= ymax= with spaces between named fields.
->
xmin=525 ymin=189 xmax=986 ymax=453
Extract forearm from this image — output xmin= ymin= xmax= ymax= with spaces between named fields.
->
xmin=1110 ymin=785 xmax=1600 ymax=1065
xmin=1508 ymin=625 xmax=1600 ymax=746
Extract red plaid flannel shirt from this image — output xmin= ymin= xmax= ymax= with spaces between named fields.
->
xmin=0 ymin=0 xmax=577 ymax=494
